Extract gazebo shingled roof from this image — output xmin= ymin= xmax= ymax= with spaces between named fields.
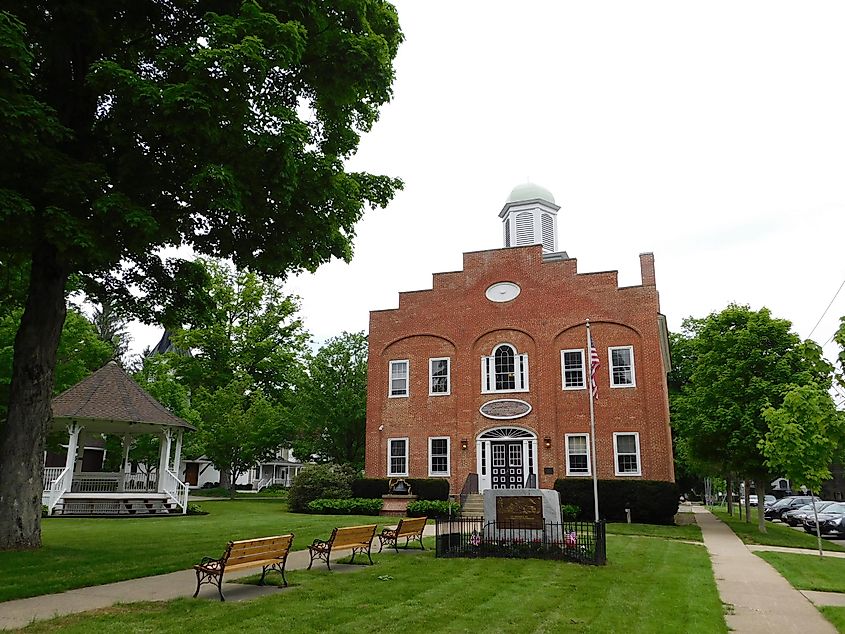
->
xmin=51 ymin=361 xmax=196 ymax=433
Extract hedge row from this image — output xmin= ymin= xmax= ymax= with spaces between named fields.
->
xmin=352 ymin=478 xmax=449 ymax=501
xmin=553 ymin=479 xmax=680 ymax=525
xmin=406 ymin=500 xmax=460 ymax=519
xmin=307 ymin=498 xmax=384 ymax=515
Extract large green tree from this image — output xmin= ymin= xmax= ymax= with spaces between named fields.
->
xmin=761 ymin=383 xmax=845 ymax=555
xmin=289 ymin=331 xmax=368 ymax=469
xmin=0 ymin=1 xmax=402 ymax=548
xmin=164 ymin=258 xmax=308 ymax=492
xmin=672 ymin=304 xmax=832 ymax=532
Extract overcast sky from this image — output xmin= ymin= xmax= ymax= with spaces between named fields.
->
xmin=132 ymin=1 xmax=845 ymax=380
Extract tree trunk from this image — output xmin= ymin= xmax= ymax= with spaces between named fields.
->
xmin=756 ymin=479 xmax=767 ymax=534
xmin=0 ymin=245 xmax=68 ymax=550
xmin=743 ymin=479 xmax=751 ymax=523
xmin=219 ymin=468 xmax=231 ymax=494
xmin=726 ymin=473 xmax=733 ymax=515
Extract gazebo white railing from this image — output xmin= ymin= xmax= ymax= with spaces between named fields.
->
xmin=44 ymin=467 xmax=71 ymax=514
xmin=162 ymin=469 xmax=189 ymax=513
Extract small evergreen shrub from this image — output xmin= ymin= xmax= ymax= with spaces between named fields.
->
xmin=288 ymin=464 xmax=356 ymax=512
xmin=406 ymin=500 xmax=460 ymax=519
xmin=560 ymin=504 xmax=580 ymax=521
xmin=553 ymin=479 xmax=680 ymax=524
xmin=307 ymin=498 xmax=384 ymax=515
xmin=187 ymin=503 xmax=207 ymax=515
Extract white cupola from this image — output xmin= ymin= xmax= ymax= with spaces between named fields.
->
xmin=499 ymin=182 xmax=560 ymax=253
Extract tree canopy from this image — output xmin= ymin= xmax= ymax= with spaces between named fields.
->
xmin=288 ymin=331 xmax=368 ymax=469
xmin=672 ymin=304 xmax=832 ymax=484
xmin=0 ymin=0 xmax=403 ymax=549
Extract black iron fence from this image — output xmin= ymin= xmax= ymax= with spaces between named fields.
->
xmin=435 ymin=517 xmax=606 ymax=565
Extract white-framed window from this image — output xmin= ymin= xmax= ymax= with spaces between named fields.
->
xmin=387 ymin=437 xmax=409 ymax=476
xmin=428 ymin=437 xmax=450 ymax=476
xmin=389 ymin=360 xmax=409 ymax=397
xmin=609 ymin=345 xmax=636 ymax=388
xmin=560 ymin=349 xmax=586 ymax=390
xmin=613 ymin=432 xmax=641 ymax=476
xmin=481 ymin=343 xmax=529 ymax=393
xmin=565 ymin=433 xmax=591 ymax=476
xmin=429 ymin=357 xmax=450 ymax=396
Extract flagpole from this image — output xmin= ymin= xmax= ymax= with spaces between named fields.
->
xmin=586 ymin=320 xmax=600 ymax=523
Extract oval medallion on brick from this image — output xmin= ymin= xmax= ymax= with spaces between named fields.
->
xmin=479 ymin=399 xmax=532 ymax=420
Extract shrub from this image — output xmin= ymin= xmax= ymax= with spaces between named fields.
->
xmin=553 ymin=479 xmax=679 ymax=524
xmin=406 ymin=499 xmax=460 ymax=519
xmin=187 ymin=503 xmax=207 ymax=515
xmin=352 ymin=477 xmax=450 ymax=501
xmin=352 ymin=478 xmax=390 ymax=499
xmin=288 ymin=464 xmax=356 ymax=512
xmin=560 ymin=504 xmax=580 ymax=521
xmin=41 ymin=505 xmax=49 ymax=518
xmin=307 ymin=498 xmax=384 ymax=515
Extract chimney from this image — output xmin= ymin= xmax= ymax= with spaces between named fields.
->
xmin=639 ymin=252 xmax=656 ymax=286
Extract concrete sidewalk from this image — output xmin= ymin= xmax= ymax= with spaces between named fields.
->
xmin=692 ymin=506 xmax=836 ymax=633
xmin=0 ymin=525 xmax=436 ymax=631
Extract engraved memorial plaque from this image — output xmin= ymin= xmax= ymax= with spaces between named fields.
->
xmin=495 ymin=495 xmax=544 ymax=529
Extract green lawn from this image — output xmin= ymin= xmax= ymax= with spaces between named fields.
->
xmin=19 ymin=536 xmax=726 ymax=633
xmin=820 ymin=607 xmax=845 ymax=633
xmin=0 ymin=500 xmax=386 ymax=602
xmin=709 ymin=509 xmax=845 ymax=552
xmin=605 ymin=521 xmax=702 ymax=542
xmin=755 ymin=551 xmax=845 ymax=593
xmin=190 ymin=487 xmax=288 ymax=498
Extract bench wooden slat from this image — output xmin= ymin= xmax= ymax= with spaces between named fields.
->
xmin=307 ymin=524 xmax=377 ymax=570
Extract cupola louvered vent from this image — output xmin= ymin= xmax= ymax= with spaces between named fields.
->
xmin=504 ymin=219 xmax=511 ymax=247
xmin=515 ymin=212 xmax=533 ymax=246
xmin=541 ymin=213 xmax=554 ymax=252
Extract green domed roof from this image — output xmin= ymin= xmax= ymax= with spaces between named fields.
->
xmin=506 ymin=182 xmax=555 ymax=204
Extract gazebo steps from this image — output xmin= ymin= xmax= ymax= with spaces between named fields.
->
xmin=53 ymin=496 xmax=181 ymax=516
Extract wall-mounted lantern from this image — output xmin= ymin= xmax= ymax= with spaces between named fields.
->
xmin=461 ymin=438 xmax=469 ymax=451
xmin=544 ymin=436 xmax=552 ymax=449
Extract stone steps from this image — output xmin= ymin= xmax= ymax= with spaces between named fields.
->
xmin=461 ymin=493 xmax=484 ymax=517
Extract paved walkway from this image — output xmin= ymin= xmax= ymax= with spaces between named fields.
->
xmin=692 ymin=506 xmax=837 ymax=633
xmin=0 ymin=525 xmax=436 ymax=631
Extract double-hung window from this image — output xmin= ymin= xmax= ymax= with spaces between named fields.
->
xmin=389 ymin=360 xmax=409 ymax=397
xmin=482 ymin=344 xmax=529 ymax=393
xmin=561 ymin=349 xmax=586 ymax=390
xmin=387 ymin=438 xmax=409 ymax=476
xmin=429 ymin=358 xmax=450 ymax=395
xmin=428 ymin=437 xmax=450 ymax=476
xmin=609 ymin=346 xmax=635 ymax=388
xmin=613 ymin=432 xmax=641 ymax=476
xmin=565 ymin=433 xmax=591 ymax=476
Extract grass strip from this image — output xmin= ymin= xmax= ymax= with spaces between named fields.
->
xmin=605 ymin=521 xmax=702 ymax=542
xmin=820 ymin=607 xmax=845 ymax=633
xmin=755 ymin=551 xmax=845 ymax=593
xmin=710 ymin=508 xmax=845 ymax=552
xmin=18 ymin=536 xmax=726 ymax=634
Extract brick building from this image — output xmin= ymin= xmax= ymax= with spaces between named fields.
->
xmin=365 ymin=184 xmax=674 ymax=493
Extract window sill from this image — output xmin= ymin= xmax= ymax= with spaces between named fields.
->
xmin=387 ymin=394 xmax=409 ymax=399
xmin=481 ymin=388 xmax=530 ymax=395
xmin=614 ymin=472 xmax=642 ymax=477
xmin=609 ymin=384 xmax=636 ymax=389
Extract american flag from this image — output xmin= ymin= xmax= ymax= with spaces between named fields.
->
xmin=589 ymin=331 xmax=600 ymax=400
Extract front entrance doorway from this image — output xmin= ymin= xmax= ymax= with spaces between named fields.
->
xmin=477 ymin=427 xmax=538 ymax=492
xmin=491 ymin=442 xmax=524 ymax=489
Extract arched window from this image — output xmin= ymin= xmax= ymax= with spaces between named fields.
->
xmin=494 ymin=345 xmax=515 ymax=390
xmin=481 ymin=344 xmax=529 ymax=393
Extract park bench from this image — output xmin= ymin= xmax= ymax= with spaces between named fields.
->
xmin=378 ymin=516 xmax=428 ymax=553
xmin=307 ymin=524 xmax=377 ymax=570
xmin=193 ymin=534 xmax=294 ymax=601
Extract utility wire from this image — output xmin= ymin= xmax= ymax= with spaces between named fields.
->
xmin=808 ymin=277 xmax=845 ymax=339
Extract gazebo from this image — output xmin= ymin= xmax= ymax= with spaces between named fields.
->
xmin=42 ymin=361 xmax=195 ymax=516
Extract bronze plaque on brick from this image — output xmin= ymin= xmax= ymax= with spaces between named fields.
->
xmin=479 ymin=399 xmax=532 ymax=420
xmin=495 ymin=495 xmax=543 ymax=529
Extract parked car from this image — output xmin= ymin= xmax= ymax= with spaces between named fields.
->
xmin=764 ymin=496 xmax=820 ymax=521
xmin=762 ymin=495 xmax=777 ymax=508
xmin=803 ymin=503 xmax=845 ymax=535
xmin=782 ymin=501 xmax=836 ymax=527
xmin=750 ymin=494 xmax=778 ymax=507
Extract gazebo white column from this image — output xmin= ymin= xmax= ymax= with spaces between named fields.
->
xmin=118 ymin=434 xmax=131 ymax=492
xmin=64 ymin=423 xmax=82 ymax=493
xmin=172 ymin=430 xmax=183 ymax=479
xmin=157 ymin=428 xmax=174 ymax=493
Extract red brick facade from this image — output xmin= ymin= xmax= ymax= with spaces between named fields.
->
xmin=365 ymin=245 xmax=674 ymax=493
